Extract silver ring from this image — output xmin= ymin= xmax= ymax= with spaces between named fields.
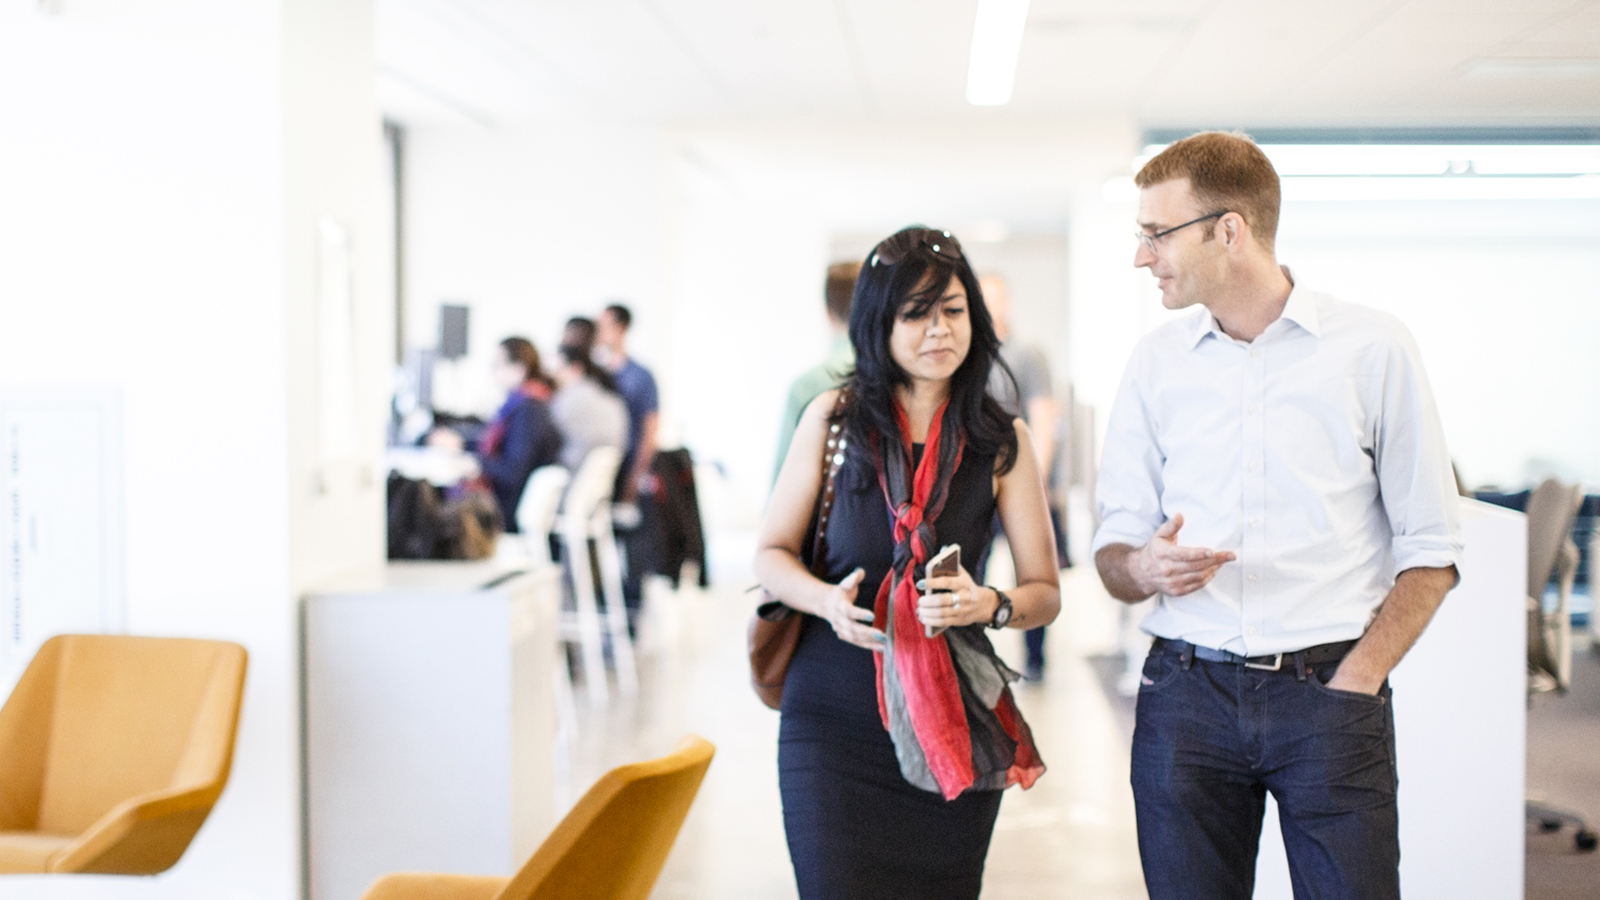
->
xmin=952 ymin=592 xmax=961 ymax=610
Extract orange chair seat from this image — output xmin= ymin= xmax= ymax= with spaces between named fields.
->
xmin=358 ymin=735 xmax=714 ymax=900
xmin=0 ymin=634 xmax=248 ymax=875
xmin=0 ymin=832 xmax=76 ymax=873
xmin=360 ymin=873 xmax=511 ymax=900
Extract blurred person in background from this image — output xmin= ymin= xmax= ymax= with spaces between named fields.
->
xmin=596 ymin=303 xmax=661 ymax=614
xmin=550 ymin=339 xmax=628 ymax=472
xmin=756 ymin=226 xmax=1059 ymax=900
xmin=980 ymin=272 xmax=1064 ymax=682
xmin=563 ymin=315 xmax=598 ymax=357
xmin=429 ymin=336 xmax=562 ymax=533
xmin=596 ymin=303 xmax=660 ymax=503
xmin=772 ymin=260 xmax=861 ymax=485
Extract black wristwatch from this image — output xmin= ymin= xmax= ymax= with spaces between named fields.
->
xmin=987 ymin=587 xmax=1013 ymax=630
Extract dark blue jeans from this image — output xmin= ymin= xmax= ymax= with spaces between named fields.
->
xmin=1130 ymin=642 xmax=1400 ymax=900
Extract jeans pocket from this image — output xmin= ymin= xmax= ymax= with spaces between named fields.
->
xmin=1138 ymin=648 xmax=1183 ymax=693
xmin=1307 ymin=663 xmax=1388 ymax=705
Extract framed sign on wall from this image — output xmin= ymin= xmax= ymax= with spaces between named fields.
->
xmin=0 ymin=389 xmax=123 ymax=683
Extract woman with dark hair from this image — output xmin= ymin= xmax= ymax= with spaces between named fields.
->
xmin=755 ymin=226 xmax=1061 ymax=899
xmin=430 ymin=336 xmax=562 ymax=532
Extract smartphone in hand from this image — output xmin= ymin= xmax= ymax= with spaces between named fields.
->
xmin=924 ymin=544 xmax=961 ymax=638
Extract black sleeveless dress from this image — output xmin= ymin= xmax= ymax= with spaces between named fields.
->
xmin=779 ymin=442 xmax=1002 ymax=900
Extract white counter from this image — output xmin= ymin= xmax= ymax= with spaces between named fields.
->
xmin=304 ymin=561 xmax=561 ymax=900
xmin=1255 ymin=498 xmax=1527 ymax=898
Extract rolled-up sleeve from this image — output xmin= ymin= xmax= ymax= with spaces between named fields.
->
xmin=1093 ymin=343 xmax=1168 ymax=555
xmin=1373 ymin=320 xmax=1464 ymax=575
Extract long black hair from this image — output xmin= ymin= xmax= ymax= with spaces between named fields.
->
xmin=557 ymin=341 xmax=618 ymax=394
xmin=842 ymin=226 xmax=1019 ymax=476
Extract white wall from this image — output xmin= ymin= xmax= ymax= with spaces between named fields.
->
xmin=397 ymin=116 xmax=1140 ymax=518
xmin=1069 ymin=184 xmax=1600 ymax=495
xmin=666 ymin=117 xmax=1139 ymax=511
xmin=0 ymin=2 xmax=386 ymax=897
xmin=399 ymin=114 xmax=1600 ymax=513
xmin=1275 ymin=197 xmax=1600 ymax=489
xmin=402 ymin=121 xmax=671 ymax=420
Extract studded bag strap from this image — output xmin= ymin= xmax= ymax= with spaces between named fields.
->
xmin=809 ymin=386 xmax=852 ymax=574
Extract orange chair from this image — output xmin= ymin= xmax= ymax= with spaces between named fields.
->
xmin=359 ymin=735 xmax=715 ymax=900
xmin=0 ymin=634 xmax=248 ymax=874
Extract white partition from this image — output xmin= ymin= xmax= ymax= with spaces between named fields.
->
xmin=305 ymin=561 xmax=560 ymax=900
xmin=1255 ymin=498 xmax=1527 ymax=898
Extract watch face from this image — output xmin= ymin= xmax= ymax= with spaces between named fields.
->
xmin=992 ymin=596 xmax=1012 ymax=629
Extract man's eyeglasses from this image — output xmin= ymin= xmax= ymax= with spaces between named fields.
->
xmin=870 ymin=228 xmax=964 ymax=268
xmin=1134 ymin=211 xmax=1228 ymax=252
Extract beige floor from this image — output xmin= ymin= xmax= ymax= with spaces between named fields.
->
xmin=561 ymin=536 xmax=1148 ymax=900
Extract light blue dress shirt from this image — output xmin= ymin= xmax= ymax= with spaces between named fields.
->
xmin=1093 ymin=278 xmax=1463 ymax=656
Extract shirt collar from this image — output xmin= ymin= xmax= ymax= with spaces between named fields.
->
xmin=1187 ymin=266 xmax=1318 ymax=348
xmin=1188 ymin=308 xmax=1220 ymax=348
xmin=1276 ymin=268 xmax=1321 ymax=338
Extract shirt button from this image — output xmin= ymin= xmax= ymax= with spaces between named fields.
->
xmin=1247 ymin=518 xmax=1258 ymax=527
xmin=1247 ymin=574 xmax=1259 ymax=582
xmin=1247 ymin=403 xmax=1260 ymax=414
xmin=1250 ymin=349 xmax=1261 ymax=359
xmin=1247 ymin=461 xmax=1259 ymax=471
xmin=1247 ymin=626 xmax=1259 ymax=635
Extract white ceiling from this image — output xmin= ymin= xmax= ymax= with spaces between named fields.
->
xmin=377 ymin=0 xmax=1600 ymax=129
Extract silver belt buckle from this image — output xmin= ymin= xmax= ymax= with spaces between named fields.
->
xmin=1244 ymin=653 xmax=1283 ymax=672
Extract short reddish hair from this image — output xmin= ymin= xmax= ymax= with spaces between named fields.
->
xmin=824 ymin=261 xmax=861 ymax=323
xmin=1135 ymin=131 xmax=1280 ymax=249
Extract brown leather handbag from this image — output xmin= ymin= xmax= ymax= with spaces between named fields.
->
xmin=749 ymin=390 xmax=850 ymax=709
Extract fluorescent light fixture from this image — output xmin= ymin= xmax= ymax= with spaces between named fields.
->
xmin=966 ymin=0 xmax=1030 ymax=106
xmin=1459 ymin=58 xmax=1600 ymax=80
xmin=1282 ymin=175 xmax=1600 ymax=201
xmin=1140 ymin=144 xmax=1600 ymax=177
xmin=1130 ymin=144 xmax=1600 ymax=199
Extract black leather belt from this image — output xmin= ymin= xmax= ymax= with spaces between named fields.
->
xmin=1153 ymin=637 xmax=1358 ymax=672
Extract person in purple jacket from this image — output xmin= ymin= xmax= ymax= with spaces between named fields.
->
xmin=431 ymin=337 xmax=562 ymax=532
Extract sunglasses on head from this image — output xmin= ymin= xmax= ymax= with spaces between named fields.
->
xmin=869 ymin=228 xmax=964 ymax=268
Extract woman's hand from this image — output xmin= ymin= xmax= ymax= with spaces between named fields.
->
xmin=820 ymin=569 xmax=884 ymax=651
xmin=918 ymin=565 xmax=999 ymax=630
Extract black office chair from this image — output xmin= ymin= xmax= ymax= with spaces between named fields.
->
xmin=1524 ymin=478 xmax=1598 ymax=851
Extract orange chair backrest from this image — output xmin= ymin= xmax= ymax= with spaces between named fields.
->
xmin=495 ymin=735 xmax=714 ymax=900
xmin=24 ymin=635 xmax=247 ymax=835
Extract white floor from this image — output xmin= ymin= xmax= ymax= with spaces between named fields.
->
xmin=562 ymin=530 xmax=1148 ymax=900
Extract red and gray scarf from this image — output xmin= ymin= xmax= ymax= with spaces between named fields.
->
xmin=872 ymin=400 xmax=1045 ymax=800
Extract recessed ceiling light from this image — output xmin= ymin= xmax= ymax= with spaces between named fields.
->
xmin=966 ymin=0 xmax=1031 ymax=106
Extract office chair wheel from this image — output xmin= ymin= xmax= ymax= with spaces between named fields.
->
xmin=1576 ymin=829 xmax=1598 ymax=852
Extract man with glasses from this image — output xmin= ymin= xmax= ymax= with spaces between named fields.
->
xmin=1093 ymin=131 xmax=1461 ymax=899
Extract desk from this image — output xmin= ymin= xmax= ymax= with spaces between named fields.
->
xmin=386 ymin=445 xmax=479 ymax=486
xmin=1253 ymin=499 xmax=1527 ymax=898
xmin=304 ymin=561 xmax=560 ymax=900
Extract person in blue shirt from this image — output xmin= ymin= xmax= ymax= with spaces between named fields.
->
xmin=597 ymin=304 xmax=660 ymax=504
xmin=596 ymin=304 xmax=661 ymax=614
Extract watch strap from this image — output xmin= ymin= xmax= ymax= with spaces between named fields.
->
xmin=987 ymin=587 xmax=1013 ymax=629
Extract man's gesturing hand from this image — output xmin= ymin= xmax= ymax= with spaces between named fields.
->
xmin=1130 ymin=514 xmax=1236 ymax=597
